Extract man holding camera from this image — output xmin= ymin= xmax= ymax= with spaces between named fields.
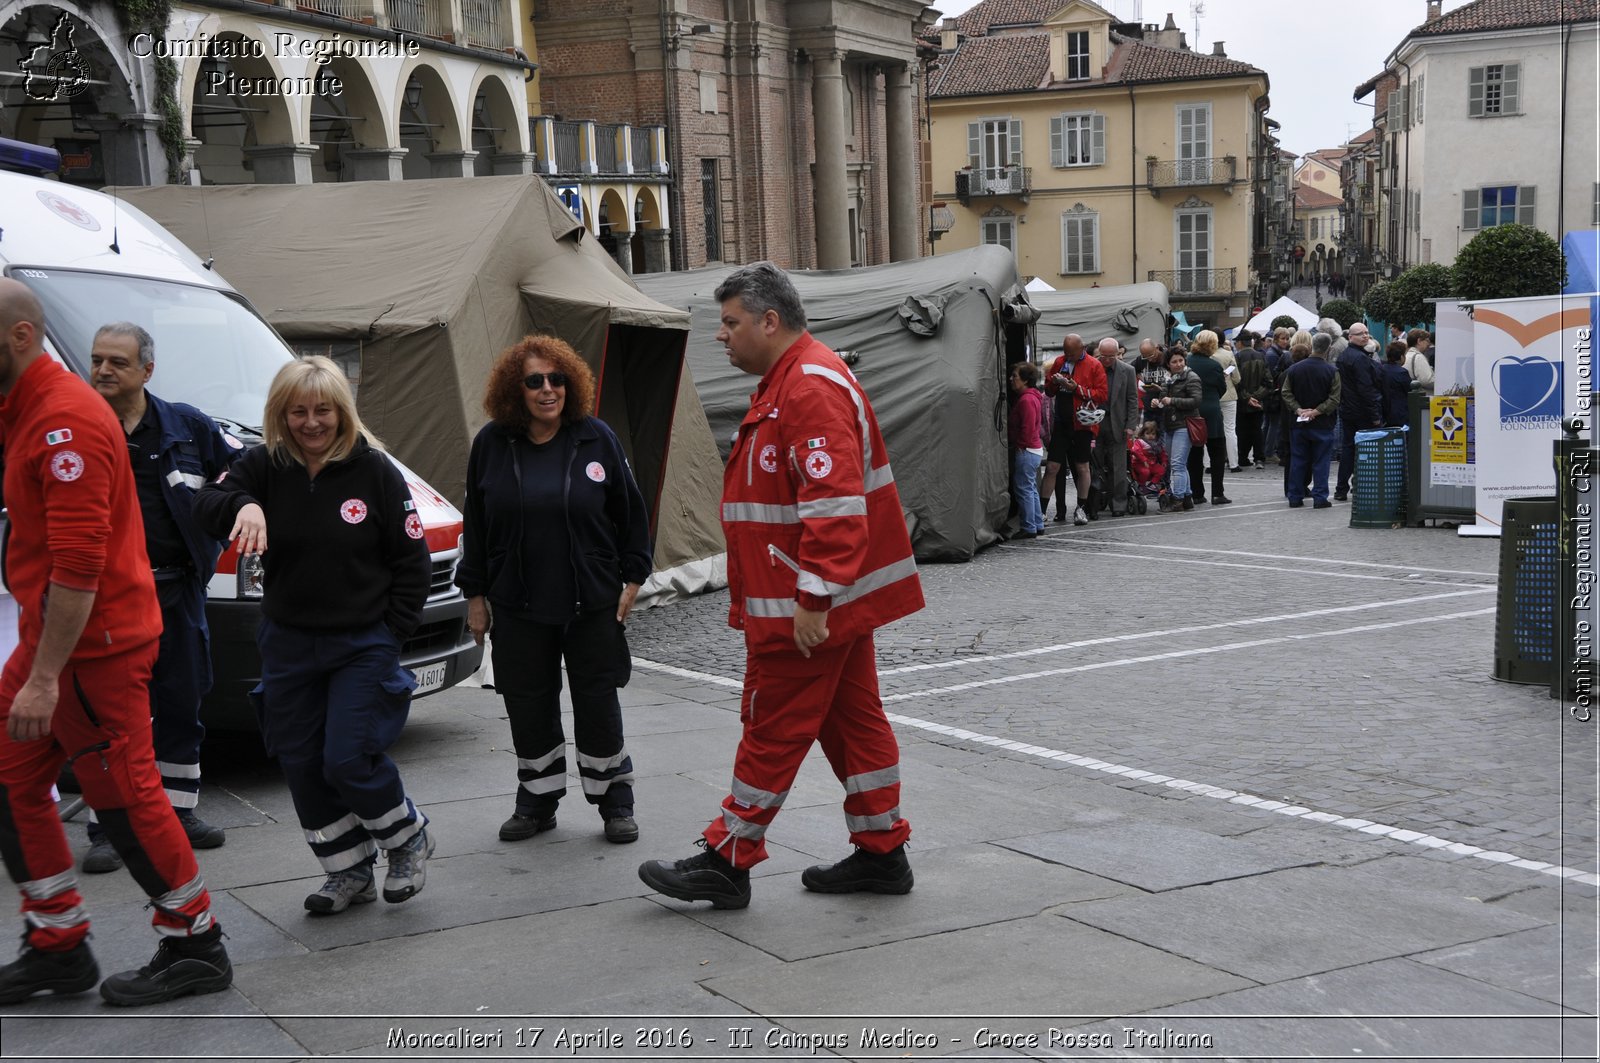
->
xmin=1041 ymin=335 xmax=1109 ymax=525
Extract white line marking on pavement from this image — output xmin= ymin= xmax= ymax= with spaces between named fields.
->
xmin=1022 ymin=540 xmax=1480 ymax=588
xmin=880 ymin=608 xmax=1495 ymax=701
xmin=633 ymin=658 xmax=741 ymax=688
xmin=1092 ymin=542 xmax=1495 ymax=578
xmin=877 ymin=589 xmax=1493 ymax=676
xmin=631 ymin=623 xmax=1596 ymax=888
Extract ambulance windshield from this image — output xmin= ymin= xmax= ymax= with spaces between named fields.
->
xmin=14 ymin=269 xmax=290 ymax=432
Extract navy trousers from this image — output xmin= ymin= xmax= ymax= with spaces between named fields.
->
xmin=254 ymin=619 xmax=425 ymax=873
xmin=1288 ymin=426 xmax=1335 ymax=504
xmin=490 ymin=607 xmax=635 ymax=821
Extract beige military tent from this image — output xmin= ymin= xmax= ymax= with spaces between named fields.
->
xmin=119 ymin=176 xmax=724 ymax=596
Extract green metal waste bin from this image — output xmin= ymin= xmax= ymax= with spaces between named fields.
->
xmin=1350 ymin=427 xmax=1407 ymax=528
xmin=1494 ymin=496 xmax=1558 ymax=686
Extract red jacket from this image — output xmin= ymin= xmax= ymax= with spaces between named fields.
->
xmin=1044 ymin=351 xmax=1110 ymax=437
xmin=1129 ymin=436 xmax=1169 ymax=487
xmin=722 ymin=333 xmax=924 ymax=653
xmin=0 ymin=357 xmax=160 ymax=659
xmin=1009 ymin=388 xmax=1043 ymax=450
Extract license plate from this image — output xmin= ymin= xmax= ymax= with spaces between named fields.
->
xmin=411 ymin=661 xmax=448 ymax=695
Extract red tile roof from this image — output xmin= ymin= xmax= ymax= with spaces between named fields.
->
xmin=930 ymin=33 xmax=1051 ymax=97
xmin=1108 ymin=33 xmax=1266 ymax=84
xmin=1410 ymin=0 xmax=1599 ymax=37
xmin=946 ymin=0 xmax=1072 ymax=37
xmin=1295 ymin=185 xmax=1343 ymax=210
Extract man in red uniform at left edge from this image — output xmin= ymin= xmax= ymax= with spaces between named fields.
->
xmin=0 ymin=278 xmax=232 ymax=1006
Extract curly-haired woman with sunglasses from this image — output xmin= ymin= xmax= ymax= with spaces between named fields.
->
xmin=456 ymin=335 xmax=652 ymax=847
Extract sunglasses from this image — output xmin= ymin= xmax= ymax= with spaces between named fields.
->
xmin=524 ymin=372 xmax=569 ymax=390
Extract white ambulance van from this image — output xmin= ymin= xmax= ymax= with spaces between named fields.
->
xmin=0 ymin=156 xmax=482 ymax=729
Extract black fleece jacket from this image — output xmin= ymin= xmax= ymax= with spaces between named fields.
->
xmin=455 ymin=416 xmax=652 ymax=620
xmin=193 ymin=439 xmax=430 ymax=638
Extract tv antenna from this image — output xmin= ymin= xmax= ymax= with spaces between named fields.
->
xmin=1189 ymin=0 xmax=1205 ymax=48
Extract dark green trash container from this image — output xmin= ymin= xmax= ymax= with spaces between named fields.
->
xmin=1350 ymin=427 xmax=1407 ymax=528
xmin=1494 ymin=496 xmax=1558 ymax=685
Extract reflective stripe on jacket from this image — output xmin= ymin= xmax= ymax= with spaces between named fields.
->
xmin=721 ymin=333 xmax=924 ymax=652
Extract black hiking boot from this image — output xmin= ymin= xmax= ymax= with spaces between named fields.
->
xmin=800 ymin=844 xmax=914 ymax=895
xmin=0 ymin=936 xmax=99 ymax=1004
xmin=99 ymin=925 xmax=232 ymax=1007
xmin=637 ymin=840 xmax=750 ymax=909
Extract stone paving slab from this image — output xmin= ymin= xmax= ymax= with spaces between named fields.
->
xmin=648 ymin=843 xmax=1134 ymax=963
xmin=1414 ymin=922 xmax=1600 ymax=1011
xmin=1066 ymin=957 xmax=1587 ymax=1061
xmin=1063 ymin=862 xmax=1551 ymax=983
xmin=700 ymin=913 xmax=1254 ymax=1034
xmin=996 ymin=822 xmax=1321 ymax=892
xmin=238 ymin=897 xmax=780 ymax=1057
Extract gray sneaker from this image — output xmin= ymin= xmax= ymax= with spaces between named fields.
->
xmin=304 ymin=864 xmax=377 ymax=914
xmin=382 ymin=827 xmax=435 ymax=904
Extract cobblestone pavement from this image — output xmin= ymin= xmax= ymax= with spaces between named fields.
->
xmin=627 ymin=465 xmax=1596 ymax=872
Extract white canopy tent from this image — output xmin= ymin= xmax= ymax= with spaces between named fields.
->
xmin=1242 ymin=295 xmax=1319 ymax=336
xmin=1025 ymin=277 xmax=1056 ymax=292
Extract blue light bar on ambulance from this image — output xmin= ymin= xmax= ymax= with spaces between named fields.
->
xmin=0 ymin=138 xmax=62 ymax=176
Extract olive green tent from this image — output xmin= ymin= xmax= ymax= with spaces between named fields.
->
xmin=119 ymin=176 xmax=724 ymax=596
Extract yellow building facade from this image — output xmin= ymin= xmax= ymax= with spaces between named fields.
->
xmin=929 ymin=0 xmax=1270 ymax=328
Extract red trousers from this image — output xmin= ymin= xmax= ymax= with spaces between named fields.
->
xmin=704 ymin=634 xmax=911 ymax=870
xmin=0 ymin=641 xmax=213 ymax=951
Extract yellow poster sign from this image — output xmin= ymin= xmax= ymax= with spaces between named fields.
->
xmin=1430 ymin=396 xmax=1468 ymax=464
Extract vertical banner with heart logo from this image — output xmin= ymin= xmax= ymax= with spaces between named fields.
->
xmin=1472 ymin=295 xmax=1591 ymax=533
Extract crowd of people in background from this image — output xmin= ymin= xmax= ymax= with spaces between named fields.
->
xmin=1008 ymin=317 xmax=1438 ymax=529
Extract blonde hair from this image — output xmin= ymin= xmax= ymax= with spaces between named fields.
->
xmin=1191 ymin=330 xmax=1219 ymax=355
xmin=1289 ymin=329 xmax=1314 ymax=357
xmin=263 ymin=355 xmax=378 ymax=467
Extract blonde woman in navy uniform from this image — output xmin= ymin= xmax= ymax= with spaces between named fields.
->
xmin=194 ymin=356 xmax=434 ymax=914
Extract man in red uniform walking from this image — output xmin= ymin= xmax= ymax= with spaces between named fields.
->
xmin=0 ymin=279 xmax=231 ymax=1006
xmin=638 ymin=263 xmax=925 ymax=909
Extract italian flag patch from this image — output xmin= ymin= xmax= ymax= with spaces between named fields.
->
xmin=45 ymin=429 xmax=72 ymax=445
xmin=402 ymin=499 xmax=416 ymax=511
xmin=806 ymin=436 xmax=827 ymax=449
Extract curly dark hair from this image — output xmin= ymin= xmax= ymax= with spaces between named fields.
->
xmin=483 ymin=334 xmax=596 ymax=431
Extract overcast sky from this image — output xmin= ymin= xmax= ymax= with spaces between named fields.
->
xmin=930 ymin=0 xmax=1472 ymax=158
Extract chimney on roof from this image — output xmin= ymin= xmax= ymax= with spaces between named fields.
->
xmin=1212 ymin=41 xmax=1226 ymax=57
xmin=1426 ymin=0 xmax=1442 ymax=20
xmin=1163 ymin=12 xmax=1178 ymax=30
xmin=1151 ymin=13 xmax=1185 ymax=49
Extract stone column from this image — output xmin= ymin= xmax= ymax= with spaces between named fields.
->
xmin=612 ymin=230 xmax=635 ymax=273
xmin=427 ymin=150 xmax=478 ymax=178
xmin=242 ymin=144 xmax=317 ymax=184
xmin=529 ymin=116 xmax=557 ymax=174
xmin=810 ymin=50 xmax=850 ymax=270
xmin=86 ymin=115 xmax=159 ymax=186
xmin=885 ymin=63 xmax=919 ymax=262
xmin=643 ymin=229 xmax=671 ymax=273
xmin=346 ymin=148 xmax=407 ymax=181
xmin=493 ymin=152 xmax=537 ymax=175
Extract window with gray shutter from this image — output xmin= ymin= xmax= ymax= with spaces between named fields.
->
xmin=967 ymin=122 xmax=981 ymax=170
xmin=1470 ymin=63 xmax=1520 ymax=117
xmin=1464 ymin=185 xmax=1534 ymax=229
xmin=1009 ymin=119 xmax=1023 ymax=168
xmin=1051 ymin=112 xmax=1103 ymax=167
xmin=1061 ymin=209 xmax=1099 ymax=274
xmin=1415 ymin=74 xmax=1424 ymax=123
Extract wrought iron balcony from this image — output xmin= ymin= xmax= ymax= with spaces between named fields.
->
xmin=1145 ymin=155 xmax=1237 ymax=195
xmin=1147 ymin=268 xmax=1238 ymax=297
xmin=955 ymin=167 xmax=1032 ymax=202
